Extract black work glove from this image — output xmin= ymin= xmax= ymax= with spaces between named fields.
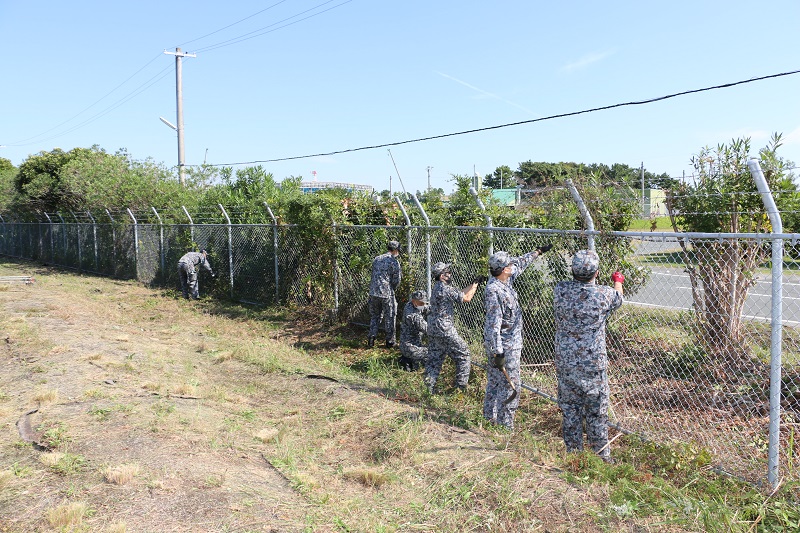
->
xmin=398 ymin=356 xmax=414 ymax=372
xmin=471 ymin=275 xmax=488 ymax=285
xmin=536 ymin=243 xmax=553 ymax=254
xmin=492 ymin=353 xmax=505 ymax=370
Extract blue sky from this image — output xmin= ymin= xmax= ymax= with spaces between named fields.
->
xmin=1 ymin=1 xmax=799 ymax=194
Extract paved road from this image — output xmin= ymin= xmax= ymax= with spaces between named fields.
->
xmin=629 ymin=266 xmax=800 ymax=326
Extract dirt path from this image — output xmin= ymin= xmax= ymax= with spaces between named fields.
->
xmin=0 ymin=260 xmax=642 ymax=532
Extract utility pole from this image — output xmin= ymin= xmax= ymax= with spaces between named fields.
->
xmin=426 ymin=166 xmax=433 ymax=192
xmin=164 ymin=47 xmax=196 ymax=186
xmin=640 ymin=162 xmax=645 ymax=218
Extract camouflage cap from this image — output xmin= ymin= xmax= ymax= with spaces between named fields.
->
xmin=431 ymin=262 xmax=451 ymax=279
xmin=387 ymin=240 xmax=400 ymax=251
xmin=572 ymin=250 xmax=599 ymax=280
xmin=488 ymin=251 xmax=512 ymax=271
xmin=410 ymin=290 xmax=428 ymax=303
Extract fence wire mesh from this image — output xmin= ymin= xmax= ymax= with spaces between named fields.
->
xmin=3 ymin=219 xmax=799 ymax=486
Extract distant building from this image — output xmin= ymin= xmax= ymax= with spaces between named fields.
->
xmin=642 ymin=189 xmax=667 ymax=217
xmin=299 ymin=181 xmax=373 ymax=194
xmin=491 ymin=188 xmax=521 ymax=207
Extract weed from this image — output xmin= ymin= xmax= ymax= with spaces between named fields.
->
xmin=0 ymin=470 xmax=12 ymax=488
xmin=151 ymin=400 xmax=175 ymax=418
xmin=106 ymin=521 xmax=128 ymax=533
xmin=48 ymin=453 xmax=87 ymax=476
xmin=103 ymin=463 xmax=141 ymax=485
xmin=89 ymin=405 xmax=112 ymax=421
xmin=239 ymin=409 xmax=257 ymax=422
xmin=204 ymin=474 xmax=225 ymax=488
xmin=342 ymin=468 xmax=392 ymax=488
xmin=83 ymin=388 xmax=107 ymax=399
xmin=46 ymin=501 xmax=93 ymax=529
xmin=11 ymin=462 xmax=32 ymax=477
xmin=39 ymin=422 xmax=70 ymax=449
xmin=33 ymin=388 xmax=58 ymax=404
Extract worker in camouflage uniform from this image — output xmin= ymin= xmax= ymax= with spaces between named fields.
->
xmin=483 ymin=244 xmax=552 ymax=429
xmin=398 ymin=290 xmax=429 ymax=371
xmin=177 ymin=249 xmax=215 ymax=300
xmin=554 ymin=249 xmax=624 ymax=461
xmin=424 ymin=262 xmax=483 ymax=393
xmin=368 ymin=240 xmax=402 ymax=348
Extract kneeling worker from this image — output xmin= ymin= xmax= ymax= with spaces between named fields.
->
xmin=398 ymin=290 xmax=429 ymax=371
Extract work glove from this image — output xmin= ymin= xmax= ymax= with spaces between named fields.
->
xmin=536 ymin=243 xmax=553 ymax=254
xmin=211 ymin=272 xmax=217 ymax=279
xmin=471 ymin=275 xmax=488 ymax=286
xmin=611 ymin=271 xmax=625 ymax=284
xmin=398 ymin=356 xmax=414 ymax=372
xmin=492 ymin=353 xmax=506 ymax=370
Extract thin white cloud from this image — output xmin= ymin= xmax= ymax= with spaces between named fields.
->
xmin=436 ymin=71 xmax=537 ymax=116
xmin=783 ymin=126 xmax=800 ymax=146
xmin=560 ymin=49 xmax=616 ymax=72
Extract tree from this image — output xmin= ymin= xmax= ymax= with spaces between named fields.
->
xmin=482 ymin=165 xmax=513 ymax=189
xmin=666 ymin=134 xmax=795 ymax=358
xmin=0 ymin=158 xmax=17 ymax=212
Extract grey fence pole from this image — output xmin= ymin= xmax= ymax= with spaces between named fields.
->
xmin=332 ymin=219 xmax=339 ymax=313
xmin=126 ymin=208 xmax=139 ymax=280
xmin=0 ymin=213 xmax=4 ymax=255
xmin=71 ymin=211 xmax=82 ymax=272
xmin=566 ymin=179 xmax=596 ymax=251
xmin=106 ymin=209 xmax=117 ymax=271
xmin=395 ymin=196 xmax=412 ymax=267
xmin=218 ymin=204 xmax=234 ymax=298
xmin=182 ymin=205 xmax=194 ymax=244
xmin=469 ymin=186 xmax=494 ymax=256
xmin=411 ymin=194 xmax=431 ymax=298
xmin=86 ymin=211 xmax=98 ymax=272
xmin=43 ymin=212 xmax=54 ymax=261
xmin=748 ymin=159 xmax=784 ymax=489
xmin=263 ymin=202 xmax=279 ymax=304
xmin=56 ymin=213 xmax=67 ymax=261
xmin=152 ymin=207 xmax=165 ymax=281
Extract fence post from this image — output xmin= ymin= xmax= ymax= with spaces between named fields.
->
xmin=43 ymin=212 xmax=54 ymax=261
xmin=411 ymin=194 xmax=431 ymax=298
xmin=86 ymin=211 xmax=98 ymax=272
xmin=218 ymin=204 xmax=234 ymax=298
xmin=106 ymin=209 xmax=117 ymax=272
xmin=332 ymin=218 xmax=339 ymax=313
xmin=56 ymin=213 xmax=67 ymax=261
xmin=262 ymin=202 xmax=280 ymax=304
xmin=469 ymin=186 xmax=493 ymax=256
xmin=566 ymin=179 xmax=596 ymax=251
xmin=0 ymin=213 xmax=4 ymax=255
xmin=748 ymin=159 xmax=783 ymax=489
xmin=71 ymin=211 xmax=82 ymax=272
xmin=127 ymin=208 xmax=139 ymax=280
xmin=152 ymin=207 xmax=165 ymax=281
xmin=395 ymin=196 xmax=412 ymax=268
xmin=182 ymin=205 xmax=194 ymax=244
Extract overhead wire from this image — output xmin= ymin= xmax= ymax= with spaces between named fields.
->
xmin=174 ymin=0 xmax=292 ymax=48
xmin=201 ymin=68 xmax=800 ymax=167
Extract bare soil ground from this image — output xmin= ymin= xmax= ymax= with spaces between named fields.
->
xmin=0 ymin=260 xmax=671 ymax=532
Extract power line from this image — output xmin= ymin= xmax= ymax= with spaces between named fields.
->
xmin=6 ymin=53 xmax=165 ymax=146
xmin=201 ymin=68 xmax=800 ymax=168
xmin=194 ymin=0 xmax=353 ymax=54
xmin=174 ymin=0 xmax=292 ymax=48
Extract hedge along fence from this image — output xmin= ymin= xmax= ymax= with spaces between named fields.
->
xmin=3 ymin=209 xmax=800 ymax=488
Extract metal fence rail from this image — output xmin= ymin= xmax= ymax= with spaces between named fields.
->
xmin=1 ymin=215 xmax=798 ymax=488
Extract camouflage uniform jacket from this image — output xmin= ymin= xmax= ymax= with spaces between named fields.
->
xmin=369 ymin=252 xmax=401 ymax=298
xmin=484 ymin=250 xmax=540 ymax=355
xmin=427 ymin=281 xmax=464 ymax=337
xmin=400 ymin=301 xmax=428 ymax=346
xmin=553 ymin=281 xmax=623 ymax=372
xmin=178 ymin=252 xmax=214 ymax=274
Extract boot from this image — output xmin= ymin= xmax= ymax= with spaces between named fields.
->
xmin=368 ymin=336 xmax=376 ymax=348
xmin=385 ymin=340 xmax=396 ymax=349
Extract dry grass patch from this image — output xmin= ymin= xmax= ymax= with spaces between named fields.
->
xmin=213 ymin=350 xmax=234 ymax=363
xmin=83 ymin=388 xmax=107 ymax=399
xmin=105 ymin=522 xmax=128 ymax=533
xmin=86 ymin=353 xmax=103 ymax=361
xmin=171 ymin=382 xmax=198 ymax=396
xmin=0 ymin=470 xmax=12 ymax=489
xmin=102 ymin=463 xmax=141 ymax=485
xmin=33 ymin=387 xmax=59 ymax=404
xmin=39 ymin=451 xmax=66 ymax=468
xmin=46 ymin=501 xmax=91 ymax=529
xmin=343 ymin=468 xmax=392 ymax=488
xmin=255 ymin=427 xmax=281 ymax=443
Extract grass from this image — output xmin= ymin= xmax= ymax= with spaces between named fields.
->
xmin=627 ymin=216 xmax=674 ymax=231
xmin=46 ymin=501 xmax=92 ymax=529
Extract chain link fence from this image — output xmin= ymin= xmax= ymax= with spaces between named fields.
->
xmin=2 ymin=216 xmax=798 ymax=487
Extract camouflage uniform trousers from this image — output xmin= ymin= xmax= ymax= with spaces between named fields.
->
xmin=424 ymin=329 xmax=471 ymax=391
xmin=399 ymin=342 xmax=428 ymax=370
xmin=483 ymin=345 xmax=521 ymax=429
xmin=369 ymin=295 xmax=397 ymax=343
xmin=178 ymin=262 xmax=199 ymax=299
xmin=556 ymin=368 xmax=610 ymax=458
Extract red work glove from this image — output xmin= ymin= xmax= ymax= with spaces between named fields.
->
xmin=611 ymin=271 xmax=625 ymax=284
